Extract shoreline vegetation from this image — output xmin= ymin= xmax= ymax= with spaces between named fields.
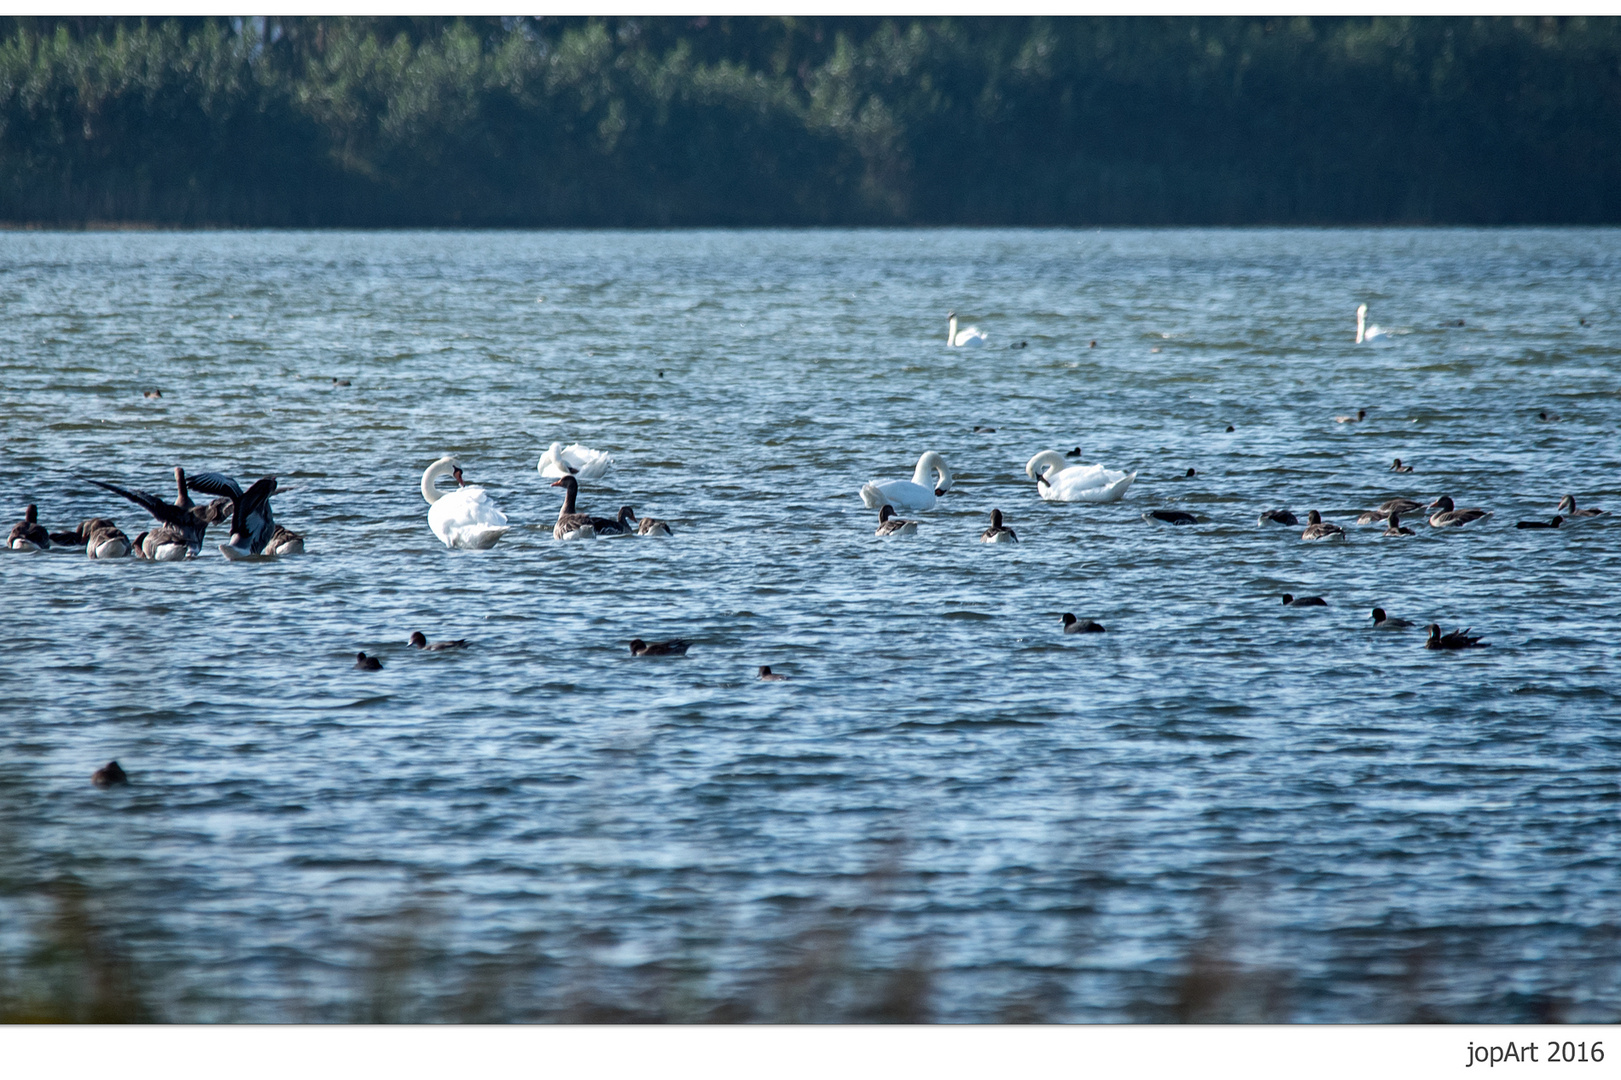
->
xmin=1 ymin=16 xmax=1618 ymax=229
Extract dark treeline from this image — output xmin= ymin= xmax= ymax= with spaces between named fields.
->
xmin=2 ymin=16 xmax=1619 ymax=227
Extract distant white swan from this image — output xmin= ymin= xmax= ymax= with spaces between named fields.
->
xmin=860 ymin=451 xmax=952 ymax=512
xmin=422 ymin=456 xmax=510 ymax=549
xmin=1025 ymin=450 xmax=1136 ymax=503
xmin=947 ymin=312 xmax=987 ymax=348
xmin=1355 ymin=303 xmax=1385 ymax=344
xmin=537 ymin=442 xmax=613 ymax=481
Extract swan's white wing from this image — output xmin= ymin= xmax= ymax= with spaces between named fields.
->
xmin=1040 ymin=465 xmax=1136 ymax=503
xmin=559 ymin=443 xmax=614 ymax=480
xmin=429 ymin=487 xmax=510 ymax=548
xmin=953 ymin=327 xmax=987 ymax=348
xmin=861 ymin=479 xmax=936 ymax=512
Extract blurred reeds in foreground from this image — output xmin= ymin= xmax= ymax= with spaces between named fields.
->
xmin=2 ymin=794 xmax=1614 ymax=1023
xmin=3 ymin=861 xmax=1612 ymax=1023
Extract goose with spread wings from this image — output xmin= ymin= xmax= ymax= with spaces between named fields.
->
xmin=187 ymin=471 xmax=304 ymax=559
xmin=86 ymin=468 xmax=209 ymax=560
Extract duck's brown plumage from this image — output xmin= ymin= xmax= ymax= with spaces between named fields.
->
xmin=550 ymin=475 xmax=597 ymax=539
xmin=1300 ymin=509 xmax=1345 ymax=541
xmin=1427 ymin=495 xmax=1490 ymax=528
xmin=980 ymin=508 xmax=1018 ymax=542
xmin=8 ymin=504 xmax=50 ymax=549
xmin=1556 ymin=495 xmax=1604 ymax=518
xmin=1425 ymin=624 xmax=1488 ymax=650
xmin=876 ymin=504 xmax=918 ymax=536
xmin=86 ymin=524 xmax=132 ymax=558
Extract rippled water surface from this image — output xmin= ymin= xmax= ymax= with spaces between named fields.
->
xmin=2 ymin=229 xmax=1619 ymax=1022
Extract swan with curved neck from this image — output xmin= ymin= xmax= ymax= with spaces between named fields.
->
xmin=421 ymin=456 xmax=510 ymax=549
xmin=860 ymin=451 xmax=952 ymax=511
xmin=1024 ymin=450 xmax=1136 ymax=503
xmin=947 ymin=312 xmax=987 ymax=348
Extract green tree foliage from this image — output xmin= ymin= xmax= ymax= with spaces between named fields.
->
xmin=1 ymin=15 xmax=1617 ymax=225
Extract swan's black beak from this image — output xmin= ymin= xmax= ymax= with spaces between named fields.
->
xmin=452 ymin=467 xmax=465 ymax=487
xmin=935 ymin=487 xmax=946 ymax=497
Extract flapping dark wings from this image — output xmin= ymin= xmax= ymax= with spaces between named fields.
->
xmin=185 ymin=471 xmax=245 ymax=500
xmin=85 ymin=478 xmax=192 ymax=527
xmin=231 ymin=475 xmax=278 ymax=536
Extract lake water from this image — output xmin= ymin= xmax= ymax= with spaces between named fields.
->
xmin=1 ymin=228 xmax=1618 ymax=1022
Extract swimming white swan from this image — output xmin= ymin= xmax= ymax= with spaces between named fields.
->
xmin=947 ymin=312 xmax=987 ymax=348
xmin=1355 ymin=303 xmax=1385 ymax=344
xmin=1024 ymin=450 xmax=1136 ymax=503
xmin=860 ymin=451 xmax=952 ymax=512
xmin=421 ymin=457 xmax=510 ymax=549
xmin=537 ymin=442 xmax=613 ymax=481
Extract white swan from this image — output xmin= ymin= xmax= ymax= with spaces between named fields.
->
xmin=537 ymin=442 xmax=613 ymax=481
xmin=421 ymin=457 xmax=510 ymax=550
xmin=1355 ymin=303 xmax=1385 ymax=344
xmin=947 ymin=312 xmax=987 ymax=348
xmin=1025 ymin=450 xmax=1136 ymax=503
xmin=860 ymin=451 xmax=952 ymax=512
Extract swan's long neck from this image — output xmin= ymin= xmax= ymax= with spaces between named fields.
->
xmin=948 ymin=315 xmax=957 ymax=345
xmin=422 ymin=459 xmax=453 ymax=505
xmin=1356 ymin=304 xmax=1367 ymax=344
xmin=912 ymin=451 xmax=951 ymax=492
xmin=1026 ymin=451 xmax=1066 ymax=480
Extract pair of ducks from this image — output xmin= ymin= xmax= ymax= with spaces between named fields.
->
xmin=628 ymin=641 xmax=787 ymax=680
xmin=355 ymin=632 xmax=471 ymax=669
xmin=1252 ymin=509 xmax=1355 ymax=540
xmin=625 ymin=640 xmax=790 ymax=681
xmin=9 ymin=505 xmax=155 ymax=558
xmin=1517 ymin=496 xmax=1604 ymax=529
xmin=873 ymin=505 xmax=1018 ymax=543
xmin=551 ymin=474 xmax=672 ymax=540
xmin=1289 ymin=600 xmax=1485 ymax=648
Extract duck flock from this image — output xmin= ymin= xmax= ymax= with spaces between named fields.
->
xmin=7 ymin=308 xmax=1608 ymax=689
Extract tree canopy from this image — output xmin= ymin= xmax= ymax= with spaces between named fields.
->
xmin=1 ymin=16 xmax=1617 ymax=226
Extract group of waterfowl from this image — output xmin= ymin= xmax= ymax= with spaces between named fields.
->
xmin=6 ymin=466 xmax=303 ymax=561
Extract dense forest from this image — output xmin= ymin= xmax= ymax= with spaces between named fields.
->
xmin=1 ymin=16 xmax=1618 ymax=227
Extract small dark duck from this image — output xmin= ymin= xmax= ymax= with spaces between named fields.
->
xmin=1424 ymin=624 xmax=1488 ymax=650
xmin=631 ymin=638 xmax=691 ymax=657
xmin=1281 ymin=594 xmax=1327 ymax=607
xmin=981 ymin=508 xmax=1018 ymax=543
xmin=1061 ymin=613 xmax=1105 ymax=633
xmin=1370 ymin=608 xmax=1414 ymax=629
xmin=91 ymin=761 xmax=128 ymax=788
xmin=354 ymin=652 xmax=383 ymax=670
xmin=409 ymin=632 xmax=468 ymax=651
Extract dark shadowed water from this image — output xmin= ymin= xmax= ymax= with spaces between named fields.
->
xmin=1 ymin=229 xmax=1618 ymax=1022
